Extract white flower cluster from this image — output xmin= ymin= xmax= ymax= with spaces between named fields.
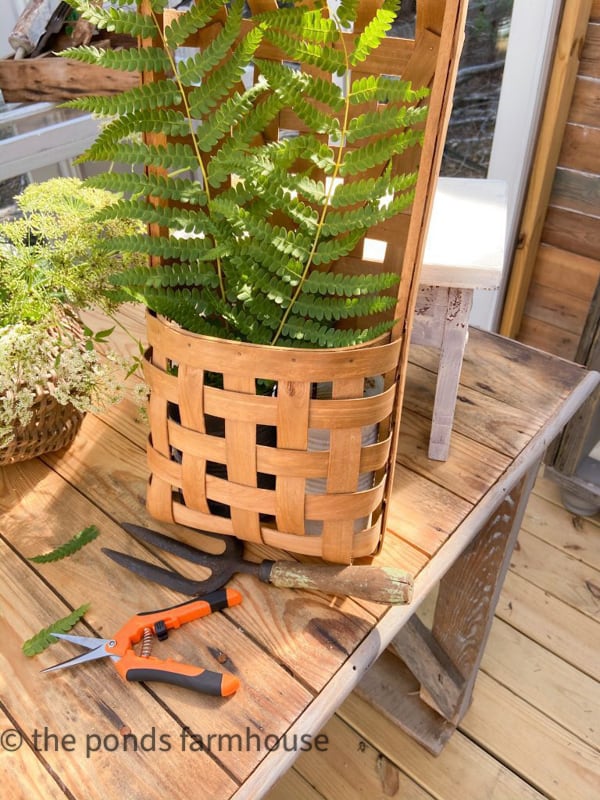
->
xmin=0 ymin=322 xmax=125 ymax=448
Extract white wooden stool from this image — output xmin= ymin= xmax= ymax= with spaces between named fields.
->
xmin=412 ymin=177 xmax=507 ymax=461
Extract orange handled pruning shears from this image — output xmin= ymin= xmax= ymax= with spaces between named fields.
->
xmin=42 ymin=588 xmax=242 ymax=697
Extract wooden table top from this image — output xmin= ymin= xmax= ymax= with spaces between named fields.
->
xmin=1 ymin=326 xmax=597 ymax=800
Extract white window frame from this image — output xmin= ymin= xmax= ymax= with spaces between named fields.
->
xmin=470 ymin=0 xmax=564 ymax=331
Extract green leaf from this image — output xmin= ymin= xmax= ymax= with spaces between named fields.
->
xmin=261 ymin=27 xmax=347 ymax=75
xmin=67 ymin=3 xmax=157 ymax=38
xmin=86 ymin=172 xmax=208 ymax=206
xmin=350 ymin=0 xmax=399 ymax=67
xmin=340 ymin=129 xmax=424 ymax=176
xmin=189 ymin=29 xmax=265 ymax=117
xmin=28 ymin=525 xmax=100 ymax=563
xmin=65 ymin=79 xmax=182 ymax=117
xmin=346 ymin=104 xmax=428 ymax=144
xmin=60 ymin=44 xmax=171 ymax=74
xmin=163 ymin=0 xmax=227 ymax=50
xmin=22 ymin=604 xmax=91 ymax=657
xmin=176 ymin=0 xmax=246 ymax=87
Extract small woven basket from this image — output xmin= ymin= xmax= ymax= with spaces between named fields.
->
xmin=0 ymin=388 xmax=84 ymax=466
xmin=0 ymin=315 xmax=86 ymax=466
xmin=144 ymin=311 xmax=403 ymax=563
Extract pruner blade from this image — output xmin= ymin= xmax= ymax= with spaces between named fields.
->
xmin=42 ymin=634 xmax=114 ymax=673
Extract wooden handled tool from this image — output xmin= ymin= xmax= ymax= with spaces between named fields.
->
xmin=104 ymin=523 xmax=414 ymax=605
xmin=9 ymin=0 xmax=65 ymax=58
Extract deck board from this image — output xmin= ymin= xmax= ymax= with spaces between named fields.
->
xmin=269 ymin=476 xmax=600 ymax=799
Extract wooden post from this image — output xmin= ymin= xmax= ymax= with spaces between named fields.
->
xmin=499 ymin=0 xmax=593 ymax=338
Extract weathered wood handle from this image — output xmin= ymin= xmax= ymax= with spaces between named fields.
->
xmin=267 ymin=562 xmax=413 ymax=604
xmin=9 ymin=0 xmax=63 ymax=57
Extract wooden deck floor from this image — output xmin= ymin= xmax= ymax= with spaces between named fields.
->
xmin=266 ymin=472 xmax=600 ymax=800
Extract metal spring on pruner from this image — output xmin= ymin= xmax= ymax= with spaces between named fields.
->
xmin=140 ymin=627 xmax=153 ymax=658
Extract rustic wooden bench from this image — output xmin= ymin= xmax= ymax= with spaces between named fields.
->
xmin=1 ymin=319 xmax=597 ymax=799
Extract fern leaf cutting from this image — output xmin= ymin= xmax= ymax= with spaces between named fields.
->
xmin=28 ymin=525 xmax=100 ymax=563
xmin=22 ymin=604 xmax=91 ymax=657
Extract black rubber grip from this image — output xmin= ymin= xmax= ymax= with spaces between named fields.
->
xmin=137 ymin=588 xmax=231 ymax=617
xmin=126 ymin=667 xmax=227 ymax=696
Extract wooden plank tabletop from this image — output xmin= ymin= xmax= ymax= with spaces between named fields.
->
xmin=0 ymin=323 xmax=597 ymax=800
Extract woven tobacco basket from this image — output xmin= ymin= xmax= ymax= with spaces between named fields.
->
xmin=145 ymin=310 xmax=404 ymax=563
xmin=137 ymin=0 xmax=468 ymax=562
xmin=0 ymin=389 xmax=84 ymax=466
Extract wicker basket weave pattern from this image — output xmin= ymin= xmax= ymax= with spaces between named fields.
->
xmin=144 ymin=312 xmax=403 ymax=563
xmin=0 ymin=384 xmax=84 ymax=466
xmin=0 ymin=316 xmax=86 ymax=466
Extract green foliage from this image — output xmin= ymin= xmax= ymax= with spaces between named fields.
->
xmin=22 ymin=603 xmax=91 ymax=657
xmin=0 ymin=177 xmax=145 ymax=327
xmin=0 ymin=178 xmax=145 ymax=447
xmin=28 ymin=526 xmax=100 ymax=563
xmin=64 ymin=0 xmax=429 ymax=347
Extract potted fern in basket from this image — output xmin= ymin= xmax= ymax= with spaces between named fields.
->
xmin=60 ymin=0 xmax=432 ymax=562
xmin=0 ymin=177 xmax=144 ymax=465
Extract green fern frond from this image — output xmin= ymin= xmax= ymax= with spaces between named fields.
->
xmin=28 ymin=525 xmax=100 ymax=563
xmin=195 ymin=83 xmax=268 ymax=153
xmin=337 ymin=0 xmax=360 ymax=27
xmin=93 ymin=198 xmax=216 ymax=238
xmin=282 ymin=197 xmax=320 ymax=234
xmin=302 ymin=271 xmax=399 ymax=297
xmin=112 ymin=260 xmax=219 ymax=292
xmin=261 ymin=27 xmax=347 ymax=75
xmin=86 ymin=172 xmax=208 ymax=205
xmin=163 ymin=0 xmax=227 ymax=50
xmin=319 ymin=201 xmax=388 ymax=237
xmin=350 ymin=0 xmax=399 ymax=67
xmin=61 ymin=44 xmax=171 ymax=74
xmin=22 ymin=603 xmax=91 ymax=657
xmin=312 ymin=229 xmax=365 ymax=266
xmin=257 ymin=7 xmax=340 ymax=43
xmin=349 ymin=75 xmax=428 ymax=105
xmin=230 ymin=212 xmax=313 ymax=263
xmin=98 ymin=233 xmax=219 ymax=263
xmin=340 ymin=129 xmax=424 ymax=176
xmin=64 ymin=0 xmax=429 ymax=348
xmin=70 ymin=4 xmax=157 ymax=37
xmin=134 ymin=287 xmax=217 ymax=332
xmin=256 ymin=60 xmax=343 ymax=135
xmin=176 ymin=0 xmax=246 ymax=86
xmin=58 ymin=44 xmax=103 ymax=65
xmin=280 ymin=317 xmax=396 ymax=347
xmin=329 ymin=170 xmax=418 ymax=207
xmin=188 ymin=27 xmax=265 ymax=117
xmin=77 ymin=140 xmax=199 ymax=173
xmin=293 ymin=176 xmax=328 ymax=205
xmin=65 ymin=79 xmax=181 ymax=117
xmin=83 ymin=109 xmax=191 ymax=163
xmin=291 ymin=292 xmax=397 ymax=322
xmin=346 ymin=104 xmax=428 ymax=144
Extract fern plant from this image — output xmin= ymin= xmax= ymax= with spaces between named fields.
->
xmin=63 ymin=0 xmax=429 ymax=347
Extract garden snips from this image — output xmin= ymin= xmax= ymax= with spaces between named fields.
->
xmin=42 ymin=588 xmax=242 ymax=697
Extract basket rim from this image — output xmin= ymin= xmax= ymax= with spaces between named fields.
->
xmin=145 ymin=309 xmax=401 ymax=356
